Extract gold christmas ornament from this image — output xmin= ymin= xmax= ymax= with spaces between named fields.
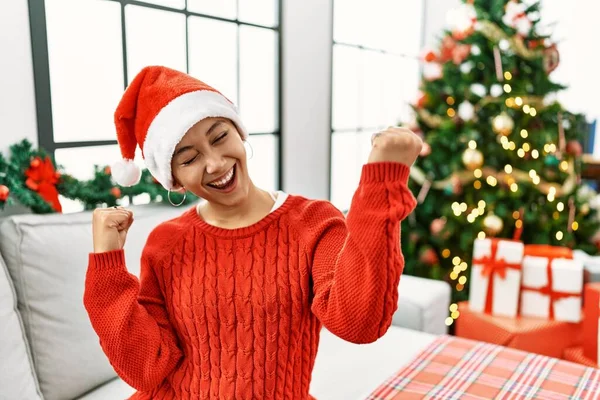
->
xmin=483 ymin=213 xmax=504 ymax=236
xmin=492 ymin=112 xmax=515 ymax=136
xmin=462 ymin=148 xmax=484 ymax=170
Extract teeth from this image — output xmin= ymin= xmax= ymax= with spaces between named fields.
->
xmin=208 ymin=167 xmax=234 ymax=188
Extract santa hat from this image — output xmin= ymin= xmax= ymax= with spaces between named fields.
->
xmin=111 ymin=66 xmax=248 ymax=190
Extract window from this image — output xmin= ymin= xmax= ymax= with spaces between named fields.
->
xmin=29 ymin=0 xmax=281 ymax=210
xmin=330 ymin=0 xmax=424 ymax=211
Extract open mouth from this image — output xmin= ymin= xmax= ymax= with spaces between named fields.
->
xmin=206 ymin=164 xmax=236 ymax=191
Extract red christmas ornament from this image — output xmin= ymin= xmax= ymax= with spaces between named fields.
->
xmin=566 ymin=140 xmax=583 ymax=157
xmin=451 ymin=175 xmax=463 ymax=195
xmin=528 ymin=39 xmax=544 ymax=49
xmin=420 ymin=248 xmax=439 ymax=266
xmin=409 ymin=232 xmax=420 ymax=243
xmin=110 ymin=187 xmax=122 ymax=198
xmin=0 ymin=185 xmax=9 ymax=201
xmin=104 ymin=166 xmax=112 ymax=175
xmin=430 ymin=218 xmax=447 ymax=237
xmin=438 ymin=36 xmax=471 ymax=65
xmin=30 ymin=158 xmax=41 ymax=168
xmin=543 ymin=44 xmax=560 ymax=74
xmin=423 ymin=50 xmax=437 ymax=63
xmin=416 ymin=92 xmax=429 ymax=109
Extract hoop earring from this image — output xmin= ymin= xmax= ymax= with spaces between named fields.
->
xmin=244 ymin=140 xmax=254 ymax=159
xmin=167 ymin=189 xmax=187 ymax=207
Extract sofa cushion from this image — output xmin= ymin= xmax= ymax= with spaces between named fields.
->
xmin=75 ymin=377 xmax=135 ymax=400
xmin=393 ymin=275 xmax=451 ymax=335
xmin=0 ymin=252 xmax=42 ymax=400
xmin=0 ymin=204 xmax=187 ymax=400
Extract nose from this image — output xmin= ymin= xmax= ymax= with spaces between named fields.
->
xmin=205 ymin=153 xmax=227 ymax=175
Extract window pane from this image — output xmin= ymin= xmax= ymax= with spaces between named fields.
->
xmin=187 ymin=0 xmax=236 ymax=19
xmin=238 ymin=0 xmax=278 ymax=27
xmin=334 ymin=0 xmax=424 ymax=56
xmin=331 ymin=131 xmax=361 ymax=211
xmin=125 ymin=5 xmax=187 ymax=83
xmin=332 ymin=45 xmax=360 ymax=131
xmin=135 ymin=0 xmax=185 ymax=10
xmin=333 ymin=0 xmax=362 ymax=45
xmin=55 ymin=145 xmax=145 ymax=181
xmin=188 ymin=17 xmax=238 ymax=104
xmin=360 ymin=50 xmax=385 ymax=129
xmin=239 ymin=26 xmax=278 ymax=133
xmin=381 ymin=55 xmax=420 ymax=126
xmin=246 ymin=134 xmax=278 ymax=192
xmin=45 ymin=0 xmax=123 ymax=143
xmin=389 ymin=0 xmax=423 ymax=56
xmin=361 ymin=0 xmax=424 ymax=55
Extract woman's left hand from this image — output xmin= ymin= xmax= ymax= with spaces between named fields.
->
xmin=367 ymin=126 xmax=423 ymax=166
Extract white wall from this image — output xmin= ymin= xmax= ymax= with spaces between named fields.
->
xmin=0 ymin=0 xmax=38 ymax=156
xmin=540 ymin=1 xmax=600 ymax=124
xmin=281 ymin=0 xmax=333 ymax=199
xmin=422 ymin=0 xmax=460 ymax=49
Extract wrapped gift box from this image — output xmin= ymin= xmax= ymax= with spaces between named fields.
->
xmin=563 ymin=346 xmax=599 ymax=368
xmin=582 ymin=283 xmax=600 ymax=364
xmin=468 ymin=238 xmax=524 ymax=318
xmin=574 ymin=250 xmax=600 ymax=283
xmin=455 ymin=301 xmax=582 ymax=358
xmin=520 ymin=245 xmax=584 ymax=323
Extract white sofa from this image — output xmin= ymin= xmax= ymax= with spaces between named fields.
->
xmin=0 ymin=203 xmax=449 ymax=400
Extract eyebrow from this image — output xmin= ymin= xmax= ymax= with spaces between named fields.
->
xmin=173 ymin=121 xmax=226 ymax=157
xmin=206 ymin=120 xmax=225 ymax=137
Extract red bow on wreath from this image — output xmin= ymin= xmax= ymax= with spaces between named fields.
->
xmin=25 ymin=156 xmax=62 ymax=212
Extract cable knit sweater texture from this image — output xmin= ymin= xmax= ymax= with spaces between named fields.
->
xmin=84 ymin=162 xmax=417 ymax=399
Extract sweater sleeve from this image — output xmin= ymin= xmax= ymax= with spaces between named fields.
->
xmin=302 ymin=162 xmax=416 ymax=344
xmin=83 ymin=246 xmax=183 ymax=392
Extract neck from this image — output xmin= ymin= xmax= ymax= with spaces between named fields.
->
xmin=201 ymin=183 xmax=274 ymax=227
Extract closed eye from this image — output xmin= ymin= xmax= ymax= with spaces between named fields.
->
xmin=182 ymin=155 xmax=197 ymax=166
xmin=214 ymin=131 xmax=228 ymax=144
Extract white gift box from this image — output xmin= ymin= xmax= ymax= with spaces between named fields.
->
xmin=469 ymin=238 xmax=524 ymax=318
xmin=521 ymin=251 xmax=584 ymax=323
xmin=574 ymin=249 xmax=600 ymax=283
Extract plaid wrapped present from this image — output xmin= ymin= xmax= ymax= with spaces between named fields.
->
xmin=367 ymin=335 xmax=600 ymax=400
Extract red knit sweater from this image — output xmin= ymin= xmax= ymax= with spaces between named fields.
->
xmin=84 ymin=162 xmax=416 ymax=400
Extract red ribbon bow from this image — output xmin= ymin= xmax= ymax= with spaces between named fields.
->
xmin=25 ymin=156 xmax=62 ymax=212
xmin=473 ymin=240 xmax=522 ymax=314
xmin=521 ymin=253 xmax=578 ymax=320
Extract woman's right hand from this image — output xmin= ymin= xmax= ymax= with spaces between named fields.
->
xmin=92 ymin=206 xmax=134 ymax=253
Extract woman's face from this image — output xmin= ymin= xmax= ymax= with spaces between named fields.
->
xmin=171 ymin=117 xmax=251 ymax=206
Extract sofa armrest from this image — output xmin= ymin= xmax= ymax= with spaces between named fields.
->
xmin=392 ymin=275 xmax=451 ymax=335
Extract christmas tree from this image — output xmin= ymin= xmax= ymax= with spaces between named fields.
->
xmin=401 ymin=0 xmax=600 ymax=314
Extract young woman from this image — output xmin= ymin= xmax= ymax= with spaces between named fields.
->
xmin=84 ymin=66 xmax=421 ymax=400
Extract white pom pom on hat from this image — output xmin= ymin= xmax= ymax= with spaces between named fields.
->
xmin=112 ymin=66 xmax=248 ymax=190
xmin=110 ymin=159 xmax=142 ymax=187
